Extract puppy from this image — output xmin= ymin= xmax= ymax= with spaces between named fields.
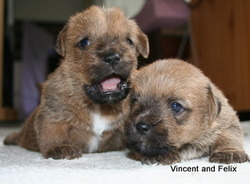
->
xmin=124 ymin=59 xmax=249 ymax=164
xmin=4 ymin=6 xmax=149 ymax=159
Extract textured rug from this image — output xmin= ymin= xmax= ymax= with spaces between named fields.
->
xmin=0 ymin=122 xmax=250 ymax=184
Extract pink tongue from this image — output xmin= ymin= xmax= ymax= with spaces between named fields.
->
xmin=101 ymin=76 xmax=121 ymax=91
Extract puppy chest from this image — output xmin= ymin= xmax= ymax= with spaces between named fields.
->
xmin=88 ymin=111 xmax=115 ymax=153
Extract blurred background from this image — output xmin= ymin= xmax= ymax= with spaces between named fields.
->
xmin=0 ymin=0 xmax=249 ymax=122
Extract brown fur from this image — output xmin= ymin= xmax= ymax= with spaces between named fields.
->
xmin=124 ymin=59 xmax=249 ymax=164
xmin=4 ymin=6 xmax=149 ymax=159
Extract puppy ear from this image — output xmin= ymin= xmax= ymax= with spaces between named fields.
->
xmin=206 ymin=85 xmax=221 ymax=123
xmin=55 ymin=25 xmax=68 ymax=56
xmin=136 ymin=30 xmax=149 ymax=58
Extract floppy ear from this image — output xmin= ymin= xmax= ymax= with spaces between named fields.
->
xmin=55 ymin=25 xmax=68 ymax=56
xmin=206 ymin=85 xmax=222 ymax=123
xmin=136 ymin=29 xmax=149 ymax=58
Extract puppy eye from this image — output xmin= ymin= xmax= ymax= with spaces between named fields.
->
xmin=78 ymin=37 xmax=90 ymax=50
xmin=127 ymin=37 xmax=134 ymax=46
xmin=170 ymin=102 xmax=184 ymax=114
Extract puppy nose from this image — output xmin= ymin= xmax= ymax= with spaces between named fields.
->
xmin=136 ymin=122 xmax=151 ymax=134
xmin=103 ymin=52 xmax=120 ymax=66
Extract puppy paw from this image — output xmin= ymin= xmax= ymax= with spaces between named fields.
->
xmin=140 ymin=156 xmax=158 ymax=165
xmin=209 ymin=151 xmax=250 ymax=164
xmin=44 ymin=145 xmax=82 ymax=159
xmin=159 ymin=152 xmax=181 ymax=165
xmin=4 ymin=132 xmax=19 ymax=145
xmin=141 ymin=152 xmax=180 ymax=165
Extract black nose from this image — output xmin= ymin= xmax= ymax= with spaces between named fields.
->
xmin=136 ymin=122 xmax=151 ymax=134
xmin=103 ymin=52 xmax=120 ymax=66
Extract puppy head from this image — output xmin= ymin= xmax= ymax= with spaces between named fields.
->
xmin=125 ymin=59 xmax=221 ymax=157
xmin=56 ymin=6 xmax=149 ymax=104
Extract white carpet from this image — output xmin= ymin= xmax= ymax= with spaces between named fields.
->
xmin=1 ymin=122 xmax=250 ymax=184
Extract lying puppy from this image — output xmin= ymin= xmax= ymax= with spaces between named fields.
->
xmin=4 ymin=6 xmax=149 ymax=159
xmin=125 ymin=59 xmax=249 ymax=164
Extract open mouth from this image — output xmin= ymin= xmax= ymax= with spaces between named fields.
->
xmin=100 ymin=75 xmax=122 ymax=92
xmin=84 ymin=74 xmax=130 ymax=104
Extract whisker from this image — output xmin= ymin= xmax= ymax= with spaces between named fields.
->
xmin=152 ymin=119 xmax=162 ymax=126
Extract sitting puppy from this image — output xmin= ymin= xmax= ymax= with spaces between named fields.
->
xmin=4 ymin=6 xmax=149 ymax=159
xmin=124 ymin=59 xmax=249 ymax=164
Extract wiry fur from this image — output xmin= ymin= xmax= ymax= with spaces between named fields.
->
xmin=124 ymin=59 xmax=249 ymax=164
xmin=4 ymin=6 xmax=149 ymax=159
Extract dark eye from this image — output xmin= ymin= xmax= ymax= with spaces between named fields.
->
xmin=127 ymin=37 xmax=134 ymax=46
xmin=170 ymin=102 xmax=184 ymax=114
xmin=78 ymin=37 xmax=90 ymax=50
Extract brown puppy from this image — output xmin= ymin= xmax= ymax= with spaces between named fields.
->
xmin=4 ymin=6 xmax=149 ymax=159
xmin=124 ymin=59 xmax=249 ymax=164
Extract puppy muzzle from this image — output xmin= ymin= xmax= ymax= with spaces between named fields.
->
xmin=125 ymin=121 xmax=172 ymax=157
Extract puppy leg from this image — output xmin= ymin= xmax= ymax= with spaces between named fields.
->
xmin=4 ymin=132 xmax=20 ymax=145
xmin=4 ymin=108 xmax=39 ymax=151
xmin=97 ymin=129 xmax=125 ymax=152
xmin=152 ymin=152 xmax=180 ymax=165
xmin=209 ymin=124 xmax=250 ymax=163
xmin=38 ymin=122 xmax=88 ymax=159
